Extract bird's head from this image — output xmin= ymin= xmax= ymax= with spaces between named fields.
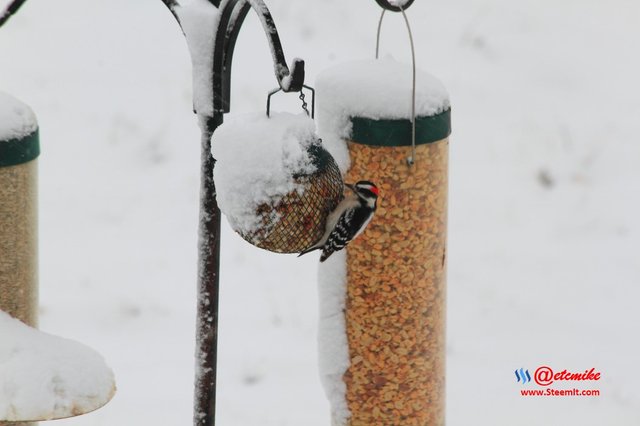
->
xmin=347 ymin=181 xmax=379 ymax=207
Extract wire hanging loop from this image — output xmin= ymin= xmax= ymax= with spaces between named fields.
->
xmin=376 ymin=5 xmax=417 ymax=167
xmin=267 ymin=84 xmax=316 ymax=119
xmin=374 ymin=0 xmax=416 ymax=12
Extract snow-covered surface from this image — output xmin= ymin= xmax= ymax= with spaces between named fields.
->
xmin=316 ymin=57 xmax=450 ymax=119
xmin=0 ymin=91 xmax=37 ymax=141
xmin=1 ymin=0 xmax=639 ymax=425
xmin=175 ymin=0 xmax=220 ymax=117
xmin=317 ymin=251 xmax=350 ymax=426
xmin=212 ymin=111 xmax=318 ymax=236
xmin=316 ymin=57 xmax=450 ymax=172
xmin=0 ymin=311 xmax=115 ymax=421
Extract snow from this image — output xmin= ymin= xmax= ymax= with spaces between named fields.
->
xmin=212 ymin=111 xmax=318 ymax=237
xmin=0 ymin=0 xmax=639 ymax=425
xmin=0 ymin=310 xmax=115 ymax=421
xmin=317 ymin=57 xmax=450 ymax=120
xmin=175 ymin=0 xmax=220 ymax=117
xmin=317 ymin=251 xmax=350 ymax=426
xmin=315 ymin=57 xmax=450 ymax=172
xmin=0 ymin=91 xmax=37 ymax=141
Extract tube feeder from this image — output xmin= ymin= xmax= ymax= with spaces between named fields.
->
xmin=1 ymin=93 xmax=115 ymax=425
xmin=343 ymin=111 xmax=450 ymax=426
xmin=0 ymin=92 xmax=39 ymax=331
xmin=316 ymin=2 xmax=450 ymax=422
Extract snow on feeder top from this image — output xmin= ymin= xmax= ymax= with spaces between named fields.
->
xmin=0 ymin=91 xmax=38 ymax=145
xmin=316 ymin=56 xmax=450 ymax=171
xmin=212 ymin=112 xmax=343 ymax=253
xmin=316 ymin=57 xmax=449 ymax=121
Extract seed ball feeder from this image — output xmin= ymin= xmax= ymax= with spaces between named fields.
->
xmin=250 ymin=143 xmax=343 ymax=254
xmin=218 ymin=138 xmax=344 ymax=254
xmin=212 ymin=89 xmax=344 ymax=254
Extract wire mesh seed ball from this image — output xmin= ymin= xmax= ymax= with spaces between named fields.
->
xmin=247 ymin=143 xmax=343 ymax=252
xmin=211 ymin=112 xmax=344 ymax=253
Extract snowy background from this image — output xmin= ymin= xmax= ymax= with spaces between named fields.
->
xmin=1 ymin=0 xmax=639 ymax=424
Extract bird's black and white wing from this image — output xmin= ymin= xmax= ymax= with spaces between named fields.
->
xmin=319 ymin=209 xmax=355 ymax=262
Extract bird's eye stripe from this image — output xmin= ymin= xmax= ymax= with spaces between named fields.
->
xmin=357 ymin=185 xmax=379 ymax=196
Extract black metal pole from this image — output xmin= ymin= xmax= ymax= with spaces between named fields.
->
xmin=193 ymin=115 xmax=222 ymax=426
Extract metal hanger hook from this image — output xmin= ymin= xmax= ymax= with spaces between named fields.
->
xmin=267 ymin=84 xmax=316 ymax=119
xmin=375 ymin=4 xmax=417 ymax=167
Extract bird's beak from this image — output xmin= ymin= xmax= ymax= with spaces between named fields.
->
xmin=345 ymin=183 xmax=355 ymax=192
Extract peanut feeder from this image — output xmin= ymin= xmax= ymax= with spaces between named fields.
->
xmin=316 ymin=57 xmax=451 ymax=426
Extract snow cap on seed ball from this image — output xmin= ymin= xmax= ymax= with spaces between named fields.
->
xmin=212 ymin=112 xmax=319 ymax=236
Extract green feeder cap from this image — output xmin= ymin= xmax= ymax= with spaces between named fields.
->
xmin=0 ymin=92 xmax=40 ymax=168
xmin=351 ymin=108 xmax=451 ymax=147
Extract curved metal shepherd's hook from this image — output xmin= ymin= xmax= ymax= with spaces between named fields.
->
xmin=213 ymin=0 xmax=305 ymax=116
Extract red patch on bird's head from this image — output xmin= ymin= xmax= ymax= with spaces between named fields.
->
xmin=354 ymin=181 xmax=380 ymax=197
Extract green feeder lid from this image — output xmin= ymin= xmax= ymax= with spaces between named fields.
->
xmin=0 ymin=92 xmax=40 ymax=167
xmin=350 ymin=108 xmax=451 ymax=147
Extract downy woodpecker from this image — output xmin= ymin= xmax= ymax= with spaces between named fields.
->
xmin=298 ymin=180 xmax=379 ymax=262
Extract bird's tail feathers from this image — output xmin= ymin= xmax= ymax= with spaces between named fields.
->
xmin=319 ymin=249 xmax=333 ymax=262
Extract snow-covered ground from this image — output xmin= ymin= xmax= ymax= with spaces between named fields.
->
xmin=1 ymin=0 xmax=639 ymax=424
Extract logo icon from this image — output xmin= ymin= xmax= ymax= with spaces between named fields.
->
xmin=515 ymin=368 xmax=531 ymax=384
